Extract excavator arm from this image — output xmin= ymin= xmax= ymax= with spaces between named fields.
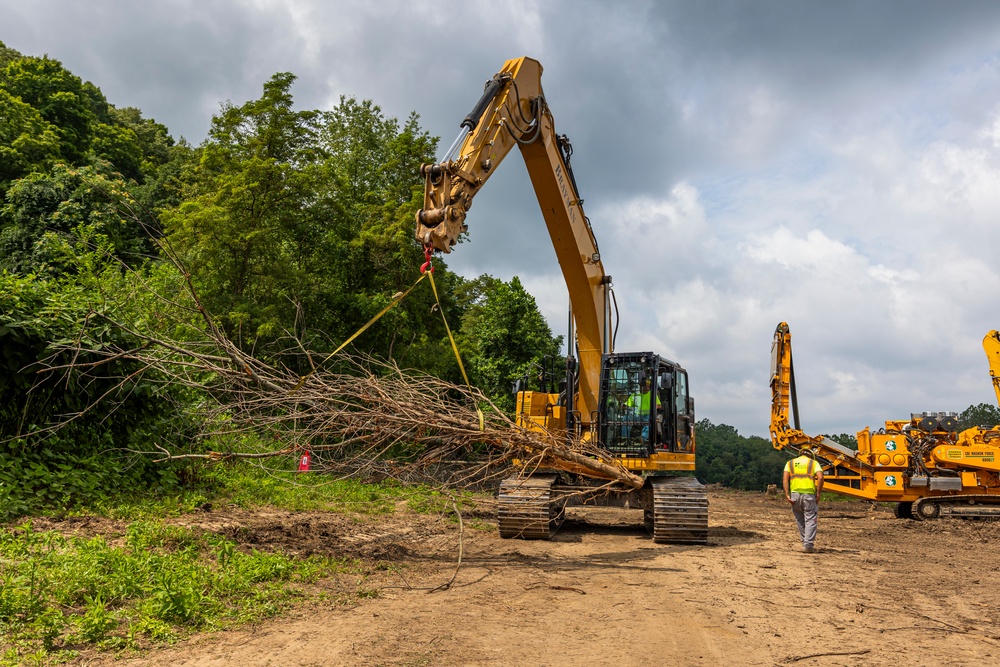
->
xmin=770 ymin=322 xmax=832 ymax=454
xmin=416 ymin=57 xmax=610 ymax=425
xmin=769 ymin=322 xmax=876 ymax=494
xmin=769 ymin=322 xmax=801 ymax=450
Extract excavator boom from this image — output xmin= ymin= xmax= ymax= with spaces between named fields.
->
xmin=416 ymin=57 xmax=609 ymax=426
xmin=769 ymin=322 xmax=799 ymax=445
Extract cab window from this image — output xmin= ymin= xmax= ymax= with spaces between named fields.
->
xmin=675 ymin=371 xmax=688 ymax=416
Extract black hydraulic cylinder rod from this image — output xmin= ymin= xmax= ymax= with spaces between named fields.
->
xmin=565 ymin=355 xmax=577 ymax=444
xmin=461 ymin=74 xmax=505 ymax=132
xmin=789 ymin=349 xmax=801 ymax=431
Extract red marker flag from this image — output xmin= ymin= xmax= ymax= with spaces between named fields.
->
xmin=297 ymin=450 xmax=311 ymax=472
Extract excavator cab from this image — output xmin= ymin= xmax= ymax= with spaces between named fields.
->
xmin=599 ymin=352 xmax=694 ymax=457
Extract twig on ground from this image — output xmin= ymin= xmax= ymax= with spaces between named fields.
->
xmin=786 ymin=649 xmax=870 ymax=663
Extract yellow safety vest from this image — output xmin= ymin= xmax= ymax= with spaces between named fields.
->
xmin=627 ymin=392 xmax=661 ymax=414
xmin=786 ymin=456 xmax=818 ymax=494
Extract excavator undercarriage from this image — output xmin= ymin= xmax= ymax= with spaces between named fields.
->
xmin=495 ymin=350 xmax=708 ymax=544
xmin=497 ymin=474 xmax=708 ymax=544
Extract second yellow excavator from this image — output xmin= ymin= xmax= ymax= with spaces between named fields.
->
xmin=770 ymin=322 xmax=1000 ymax=518
xmin=416 ymin=57 xmax=706 ymax=543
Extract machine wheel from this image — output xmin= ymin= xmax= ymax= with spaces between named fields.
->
xmin=893 ymin=501 xmax=913 ymax=519
xmin=915 ymin=500 xmax=940 ymax=520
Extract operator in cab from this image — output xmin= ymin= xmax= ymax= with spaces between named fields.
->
xmin=626 ymin=378 xmax=662 ymax=443
xmin=783 ymin=451 xmax=824 ymax=553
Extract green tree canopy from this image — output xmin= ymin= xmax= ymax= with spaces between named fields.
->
xmin=0 ymin=87 xmax=61 ymax=184
xmin=457 ymin=275 xmax=564 ymax=410
xmin=958 ymin=402 xmax=1000 ymax=430
xmin=694 ymin=419 xmax=789 ymax=491
xmin=160 ymin=73 xmax=460 ymax=373
xmin=0 ymin=55 xmax=98 ymax=165
xmin=0 ymin=50 xmax=174 ymax=192
xmin=0 ymin=40 xmax=22 ymax=69
xmin=0 ymin=164 xmax=154 ymax=275
xmin=161 ymin=72 xmax=323 ymax=344
xmin=0 ymin=47 xmax=179 ymax=278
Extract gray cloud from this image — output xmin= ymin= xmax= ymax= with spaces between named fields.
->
xmin=4 ymin=0 xmax=1000 ymax=436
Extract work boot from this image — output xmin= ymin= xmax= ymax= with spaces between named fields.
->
xmin=802 ymin=546 xmax=815 ymax=553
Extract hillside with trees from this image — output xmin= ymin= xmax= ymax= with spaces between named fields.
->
xmin=3 ymin=41 xmax=999 ymax=515
xmin=0 ymin=44 xmax=563 ymax=516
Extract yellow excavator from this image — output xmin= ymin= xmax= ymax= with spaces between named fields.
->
xmin=416 ymin=57 xmax=706 ymax=543
xmin=770 ymin=322 xmax=1000 ymax=518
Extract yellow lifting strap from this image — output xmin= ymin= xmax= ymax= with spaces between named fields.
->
xmin=289 ymin=273 xmax=427 ymax=392
xmin=427 ymin=268 xmax=485 ymax=432
xmin=288 ymin=261 xmax=485 ymax=433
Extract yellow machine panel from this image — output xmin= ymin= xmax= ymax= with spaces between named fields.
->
xmin=618 ymin=452 xmax=696 ymax=472
xmin=872 ymin=434 xmax=908 ymax=455
xmin=962 ymin=471 xmax=980 ymax=488
xmin=875 ymin=471 xmax=905 ymax=494
xmin=515 ymin=391 xmax=566 ymax=433
xmin=930 ymin=444 xmax=1000 ymax=472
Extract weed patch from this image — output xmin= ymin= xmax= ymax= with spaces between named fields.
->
xmin=0 ymin=519 xmax=352 ymax=664
xmin=80 ymin=463 xmax=454 ymax=521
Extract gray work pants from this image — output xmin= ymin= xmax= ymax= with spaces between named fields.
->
xmin=790 ymin=492 xmax=818 ymax=549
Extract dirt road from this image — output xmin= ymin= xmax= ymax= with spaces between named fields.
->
xmin=113 ymin=490 xmax=1000 ymax=666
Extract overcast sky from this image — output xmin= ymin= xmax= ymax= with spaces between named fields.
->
xmin=5 ymin=1 xmax=1000 ymax=438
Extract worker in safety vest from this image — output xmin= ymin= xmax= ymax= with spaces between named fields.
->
xmin=626 ymin=381 xmax=662 ymax=442
xmin=782 ymin=451 xmax=824 ymax=553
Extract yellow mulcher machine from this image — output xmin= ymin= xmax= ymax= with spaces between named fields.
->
xmin=771 ymin=322 xmax=1000 ymax=519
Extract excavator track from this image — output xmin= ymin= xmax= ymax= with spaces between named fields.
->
xmin=498 ymin=474 xmax=565 ymax=539
xmin=913 ymin=495 xmax=1000 ymax=520
xmin=647 ymin=476 xmax=709 ymax=544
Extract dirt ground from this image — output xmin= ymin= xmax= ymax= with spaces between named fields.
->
xmin=72 ymin=489 xmax=1000 ymax=666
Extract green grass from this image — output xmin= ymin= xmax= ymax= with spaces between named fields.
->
xmin=82 ymin=462 xmax=469 ymax=521
xmin=0 ymin=518 xmax=358 ymax=665
xmin=0 ymin=461 xmax=492 ymax=665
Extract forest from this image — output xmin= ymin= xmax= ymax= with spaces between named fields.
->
xmin=3 ymin=41 xmax=998 ymax=519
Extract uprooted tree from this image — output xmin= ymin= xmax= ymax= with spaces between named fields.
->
xmin=25 ymin=197 xmax=642 ymax=494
